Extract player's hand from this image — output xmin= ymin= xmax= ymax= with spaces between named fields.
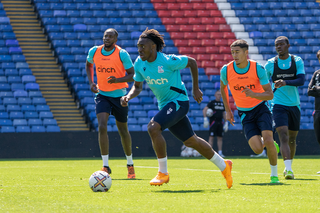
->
xmin=193 ymin=88 xmax=203 ymax=104
xmin=223 ymin=121 xmax=228 ymax=132
xmin=203 ymin=117 xmax=209 ymax=128
xmin=107 ymin=76 xmax=117 ymax=84
xmin=241 ymin=86 xmax=255 ymax=98
xmin=120 ymin=96 xmax=129 ymax=107
xmin=274 ymin=79 xmax=286 ymax=88
xmin=226 ymin=111 xmax=235 ymax=126
xmin=90 ymin=83 xmax=99 ymax=93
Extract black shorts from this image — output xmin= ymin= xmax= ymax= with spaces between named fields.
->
xmin=272 ymin=104 xmax=300 ymax=131
xmin=209 ymin=121 xmax=223 ymax=137
xmin=94 ymin=93 xmax=128 ymax=123
xmin=153 ymin=101 xmax=195 ymax=142
xmin=238 ymin=102 xmax=273 ymax=141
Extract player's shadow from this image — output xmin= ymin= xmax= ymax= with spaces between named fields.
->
xmin=290 ymin=178 xmax=318 ymax=181
xmin=154 ymin=189 xmax=219 ymax=193
xmin=240 ymin=182 xmax=286 ymax=186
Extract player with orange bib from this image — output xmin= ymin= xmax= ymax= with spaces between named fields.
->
xmin=86 ymin=28 xmax=135 ymax=179
xmin=220 ymin=40 xmax=280 ymax=183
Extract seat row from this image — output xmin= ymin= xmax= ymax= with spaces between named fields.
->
xmin=240 ymin=16 xmax=320 ymax=25
xmin=244 ymin=23 xmax=320 ymax=32
xmin=230 ymin=2 xmax=319 ymax=10
xmin=234 ymin=9 xmax=320 ymax=17
xmin=0 ymin=105 xmax=49 ymax=112
xmin=1 ymin=125 xmax=60 ymax=133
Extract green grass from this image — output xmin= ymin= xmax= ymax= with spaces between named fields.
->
xmin=1 ymin=156 xmax=320 ymax=213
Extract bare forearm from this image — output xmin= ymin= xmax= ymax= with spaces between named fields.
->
xmin=250 ymin=91 xmax=273 ymax=101
xmin=221 ymin=86 xmax=231 ymax=113
xmin=115 ymin=74 xmax=134 ymax=83
xmin=85 ymin=63 xmax=94 ymax=85
xmin=126 ymin=85 xmax=142 ymax=100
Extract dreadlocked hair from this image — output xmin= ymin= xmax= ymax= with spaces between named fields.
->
xmin=140 ymin=28 xmax=165 ymax=52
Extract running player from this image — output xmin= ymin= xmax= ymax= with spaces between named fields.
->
xmin=120 ymin=28 xmax=233 ymax=188
xmin=265 ymin=36 xmax=305 ymax=179
xmin=220 ymin=39 xmax=280 ymax=184
xmin=86 ymin=28 xmax=135 ymax=179
xmin=307 ymin=50 xmax=320 ymax=174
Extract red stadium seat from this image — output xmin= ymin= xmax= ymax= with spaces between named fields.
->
xmin=197 ymin=10 xmax=211 ymax=17
xmin=210 ymin=54 xmax=224 ymax=61
xmin=178 ymin=47 xmax=193 ymax=54
xmin=174 ymin=39 xmax=188 ymax=46
xmin=223 ymin=54 xmax=233 ymax=61
xmin=223 ymin=32 xmax=236 ymax=39
xmin=163 ymin=0 xmax=177 ymax=2
xmin=153 ymin=3 xmax=167 ymax=10
xmin=206 ymin=3 xmax=218 ymax=10
xmin=180 ymin=25 xmax=193 ymax=31
xmin=206 ymin=68 xmax=220 ymax=75
xmin=186 ymin=54 xmax=197 ymax=59
xmin=188 ymin=39 xmax=201 ymax=46
xmin=184 ymin=10 xmax=194 ymax=17
xmin=176 ymin=0 xmax=189 ymax=2
xmin=219 ymin=25 xmax=231 ymax=32
xmin=162 ymin=18 xmax=175 ymax=24
xmin=193 ymin=3 xmax=206 ymax=10
xmin=157 ymin=10 xmax=171 ymax=17
xmin=214 ymin=17 xmax=226 ymax=24
xmin=184 ymin=32 xmax=197 ymax=39
xmin=166 ymin=25 xmax=178 ymax=32
xmin=172 ymin=10 xmax=183 ymax=17
xmin=180 ymin=3 xmax=193 ymax=10
xmin=167 ymin=3 xmax=180 ymax=10
xmin=219 ymin=46 xmax=230 ymax=54
xmin=193 ymin=25 xmax=206 ymax=31
xmin=215 ymin=39 xmax=228 ymax=46
xmin=188 ymin=17 xmax=201 ymax=24
xmin=201 ymin=17 xmax=215 ymax=24
xmin=201 ymin=61 xmax=215 ymax=68
xmin=227 ymin=39 xmax=237 ymax=45
xmin=175 ymin=18 xmax=188 ymax=24
xmin=210 ymin=32 xmax=223 ymax=39
xmin=197 ymin=32 xmax=210 ymax=39
xmin=197 ymin=54 xmax=210 ymax=61
xmin=215 ymin=61 xmax=227 ymax=69
xmin=210 ymin=10 xmax=222 ymax=17
xmin=201 ymin=39 xmax=215 ymax=46
xmin=206 ymin=46 xmax=219 ymax=53
xmin=206 ymin=25 xmax=219 ymax=32
xmin=192 ymin=47 xmax=206 ymax=54
xmin=170 ymin=32 xmax=184 ymax=39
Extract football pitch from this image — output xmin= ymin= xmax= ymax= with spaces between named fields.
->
xmin=1 ymin=157 xmax=319 ymax=213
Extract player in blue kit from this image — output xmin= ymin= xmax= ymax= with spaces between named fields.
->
xmin=120 ymin=28 xmax=233 ymax=188
xmin=265 ymin=36 xmax=305 ymax=179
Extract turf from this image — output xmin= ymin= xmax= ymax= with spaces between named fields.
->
xmin=0 ymin=156 xmax=319 ymax=212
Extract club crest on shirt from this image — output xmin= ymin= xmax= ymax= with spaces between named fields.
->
xmin=158 ymin=66 xmax=164 ymax=73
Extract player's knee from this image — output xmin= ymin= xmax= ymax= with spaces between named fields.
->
xmin=98 ymin=124 xmax=108 ymax=133
xmin=147 ymin=121 xmax=161 ymax=136
xmin=252 ymin=146 xmax=264 ymax=154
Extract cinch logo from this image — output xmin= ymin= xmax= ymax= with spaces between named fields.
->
xmin=146 ymin=76 xmax=168 ymax=85
xmin=234 ymin=84 xmax=255 ymax=91
xmin=97 ymin=66 xmax=115 ymax=73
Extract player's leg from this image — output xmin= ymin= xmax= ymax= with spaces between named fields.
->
xmin=216 ymin=122 xmax=224 ymax=157
xmin=95 ymin=94 xmax=112 ymax=174
xmin=112 ymin=97 xmax=135 ymax=179
xmin=313 ymin=111 xmax=320 ymax=145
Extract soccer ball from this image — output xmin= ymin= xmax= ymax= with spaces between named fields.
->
xmin=89 ymin=171 xmax=112 ymax=192
xmin=206 ymin=108 xmax=214 ymax=117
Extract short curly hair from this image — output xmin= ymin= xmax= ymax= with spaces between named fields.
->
xmin=140 ymin=28 xmax=165 ymax=52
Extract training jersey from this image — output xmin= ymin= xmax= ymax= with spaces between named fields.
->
xmin=87 ymin=45 xmax=133 ymax=97
xmin=207 ymin=100 xmax=225 ymax=123
xmin=134 ymin=52 xmax=189 ymax=110
xmin=220 ymin=60 xmax=269 ymax=111
xmin=265 ymin=54 xmax=305 ymax=107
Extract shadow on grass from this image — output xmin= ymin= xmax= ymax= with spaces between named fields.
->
xmin=239 ymin=182 xmax=287 ymax=186
xmin=290 ymin=178 xmax=318 ymax=181
xmin=112 ymin=178 xmax=145 ymax=181
xmin=153 ymin=189 xmax=219 ymax=193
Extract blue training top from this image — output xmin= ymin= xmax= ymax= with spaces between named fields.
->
xmin=87 ymin=45 xmax=134 ymax=97
xmin=265 ymin=54 xmax=305 ymax=107
xmin=134 ymin=52 xmax=189 ymax=110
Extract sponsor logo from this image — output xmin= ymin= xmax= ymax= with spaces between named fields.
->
xmin=167 ymin=108 xmax=173 ymax=115
xmin=234 ymin=84 xmax=255 ymax=91
xmin=97 ymin=66 xmax=116 ymax=73
xmin=146 ymin=76 xmax=168 ymax=85
xmin=276 ymin=74 xmax=294 ymax=78
xmin=238 ymin=76 xmax=249 ymax=79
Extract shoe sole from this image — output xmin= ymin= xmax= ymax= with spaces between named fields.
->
xmin=285 ymin=175 xmax=294 ymax=179
xmin=128 ymin=175 xmax=136 ymax=179
xmin=224 ymin=160 xmax=233 ymax=189
xmin=150 ymin=180 xmax=169 ymax=186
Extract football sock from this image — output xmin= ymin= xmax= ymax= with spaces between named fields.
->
xmin=126 ymin=154 xmax=133 ymax=165
xmin=270 ymin=165 xmax=278 ymax=177
xmin=284 ymin=160 xmax=293 ymax=172
xmin=158 ymin=156 xmax=168 ymax=174
xmin=210 ymin=152 xmax=226 ymax=171
xmin=102 ymin=155 xmax=109 ymax=167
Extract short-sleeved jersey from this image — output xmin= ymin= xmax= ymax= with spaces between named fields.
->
xmin=134 ymin=52 xmax=189 ymax=110
xmin=265 ymin=54 xmax=305 ymax=107
xmin=207 ymin=100 xmax=225 ymax=122
xmin=87 ymin=46 xmax=134 ymax=97
xmin=220 ymin=60 xmax=269 ymax=111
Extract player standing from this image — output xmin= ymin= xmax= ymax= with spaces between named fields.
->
xmin=120 ymin=28 xmax=233 ymax=188
xmin=86 ymin=28 xmax=136 ymax=179
xmin=265 ymin=36 xmax=305 ymax=179
xmin=220 ymin=39 xmax=280 ymax=183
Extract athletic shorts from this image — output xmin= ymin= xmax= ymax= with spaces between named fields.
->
xmin=95 ymin=93 xmax=128 ymax=123
xmin=153 ymin=101 xmax=195 ymax=142
xmin=238 ymin=102 xmax=273 ymax=141
xmin=209 ymin=121 xmax=223 ymax=137
xmin=272 ymin=104 xmax=300 ymax=131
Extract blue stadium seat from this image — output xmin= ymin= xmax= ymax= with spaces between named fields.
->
xmin=0 ymin=83 xmax=11 ymax=91
xmin=24 ymin=111 xmax=39 ymax=118
xmin=0 ymin=112 xmax=9 ymax=118
xmin=0 ymin=119 xmax=13 ymax=126
xmin=128 ymin=124 xmax=142 ymax=131
xmin=35 ymin=105 xmax=50 ymax=111
xmin=18 ymin=97 xmax=32 ymax=105
xmin=31 ymin=126 xmax=46 ymax=132
xmin=0 ymin=105 xmax=5 ymax=111
xmin=57 ymin=17 xmax=70 ymax=25
xmin=46 ymin=125 xmax=61 ymax=132
xmin=9 ymin=47 xmax=22 ymax=54
xmin=43 ymin=119 xmax=57 ymax=126
xmin=1 ymin=126 xmax=15 ymax=133
xmin=29 ymin=91 xmax=42 ymax=98
xmin=21 ymin=75 xmax=36 ymax=83
xmin=10 ymin=111 xmax=24 ymax=119
xmin=190 ymin=110 xmax=202 ymax=117
xmin=13 ymin=119 xmax=28 ymax=126
xmin=16 ymin=126 xmax=31 ymax=132
xmin=3 ymin=97 xmax=17 ymax=106
xmin=25 ymin=83 xmax=40 ymax=91
xmin=6 ymin=105 xmax=20 ymax=112
xmin=39 ymin=111 xmax=53 ymax=119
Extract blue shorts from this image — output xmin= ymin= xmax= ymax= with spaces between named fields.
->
xmin=272 ymin=104 xmax=300 ymax=131
xmin=153 ymin=101 xmax=195 ymax=142
xmin=238 ymin=102 xmax=273 ymax=141
xmin=94 ymin=94 xmax=128 ymax=123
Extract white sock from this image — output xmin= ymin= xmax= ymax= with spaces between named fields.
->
xmin=284 ymin=160 xmax=292 ymax=172
xmin=210 ymin=152 xmax=226 ymax=171
xmin=158 ymin=157 xmax=168 ymax=174
xmin=102 ymin=155 xmax=109 ymax=167
xmin=126 ymin=154 xmax=133 ymax=165
xmin=270 ymin=165 xmax=278 ymax=177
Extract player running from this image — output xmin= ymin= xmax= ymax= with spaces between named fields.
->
xmin=120 ymin=28 xmax=233 ymax=188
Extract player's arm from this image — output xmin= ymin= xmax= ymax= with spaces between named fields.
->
xmin=220 ymin=81 xmax=234 ymax=126
xmin=186 ymin=57 xmax=203 ymax=104
xmin=308 ymin=71 xmax=320 ymax=97
xmin=242 ymin=83 xmax=274 ymax=100
xmin=86 ymin=60 xmax=98 ymax=93
xmin=108 ymin=50 xmax=134 ymax=84
xmin=120 ymin=81 xmax=143 ymax=107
